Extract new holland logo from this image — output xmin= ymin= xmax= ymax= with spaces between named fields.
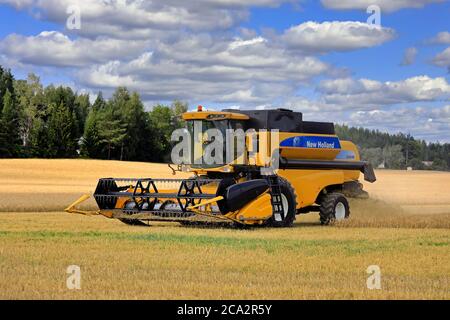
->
xmin=280 ymin=136 xmax=341 ymax=149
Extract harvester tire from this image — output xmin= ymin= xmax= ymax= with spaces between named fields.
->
xmin=319 ymin=193 xmax=349 ymax=225
xmin=266 ymin=177 xmax=297 ymax=228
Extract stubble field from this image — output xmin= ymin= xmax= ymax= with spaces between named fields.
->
xmin=0 ymin=159 xmax=449 ymax=299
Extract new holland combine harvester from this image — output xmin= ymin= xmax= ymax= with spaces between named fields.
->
xmin=66 ymin=108 xmax=376 ymax=227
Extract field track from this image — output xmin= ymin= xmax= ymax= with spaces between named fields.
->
xmin=0 ymin=159 xmax=449 ymax=299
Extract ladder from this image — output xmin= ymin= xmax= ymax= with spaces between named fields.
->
xmin=266 ymin=175 xmax=285 ymax=222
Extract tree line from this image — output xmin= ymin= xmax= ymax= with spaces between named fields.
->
xmin=335 ymin=125 xmax=449 ymax=171
xmin=0 ymin=66 xmax=449 ymax=171
xmin=0 ymin=66 xmax=187 ymax=162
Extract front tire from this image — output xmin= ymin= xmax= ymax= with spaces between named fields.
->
xmin=319 ymin=193 xmax=350 ymax=225
xmin=266 ymin=177 xmax=297 ymax=228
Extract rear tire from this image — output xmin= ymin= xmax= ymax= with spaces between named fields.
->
xmin=319 ymin=193 xmax=350 ymax=225
xmin=266 ymin=177 xmax=297 ymax=228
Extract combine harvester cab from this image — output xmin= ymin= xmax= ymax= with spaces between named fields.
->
xmin=66 ymin=108 xmax=376 ymax=227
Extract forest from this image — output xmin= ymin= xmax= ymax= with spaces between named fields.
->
xmin=0 ymin=66 xmax=186 ymax=163
xmin=0 ymin=66 xmax=448 ymax=171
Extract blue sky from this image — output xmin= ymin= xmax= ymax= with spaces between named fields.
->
xmin=245 ymin=1 xmax=449 ymax=80
xmin=0 ymin=0 xmax=449 ymax=141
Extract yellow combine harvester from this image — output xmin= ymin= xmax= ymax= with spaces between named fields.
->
xmin=66 ymin=108 xmax=376 ymax=227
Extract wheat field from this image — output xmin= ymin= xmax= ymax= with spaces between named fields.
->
xmin=0 ymin=159 xmax=449 ymax=299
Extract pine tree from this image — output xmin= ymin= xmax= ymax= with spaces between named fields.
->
xmin=44 ymin=85 xmax=82 ymax=139
xmin=92 ymin=92 xmax=106 ymax=111
xmin=110 ymin=87 xmax=130 ymax=111
xmin=121 ymin=92 xmax=155 ymax=161
xmin=149 ymin=104 xmax=177 ymax=161
xmin=30 ymin=117 xmax=49 ymax=157
xmin=0 ymin=117 xmax=9 ymax=156
xmin=75 ymin=93 xmax=91 ymax=134
xmin=81 ymin=110 xmax=102 ymax=158
xmin=0 ymin=89 xmax=22 ymax=157
xmin=97 ymin=108 xmax=127 ymax=160
xmin=46 ymin=102 xmax=79 ymax=158
xmin=0 ymin=67 xmax=14 ymax=112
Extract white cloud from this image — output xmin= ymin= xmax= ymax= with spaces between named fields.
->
xmin=0 ymin=0 xmax=33 ymax=9
xmin=319 ymin=76 xmax=450 ymax=108
xmin=427 ymin=31 xmax=450 ymax=44
xmin=281 ymin=21 xmax=395 ymax=53
xmin=0 ymin=0 xmax=448 ymax=141
xmin=432 ymin=47 xmax=450 ymax=69
xmin=0 ymin=31 xmax=149 ymax=67
xmin=349 ymin=105 xmax=450 ymax=142
xmin=0 ymin=0 xmax=290 ymax=39
xmin=218 ymin=89 xmax=266 ymax=103
xmin=321 ymin=0 xmax=444 ymax=13
xmin=401 ymin=47 xmax=418 ymax=66
xmin=240 ymin=97 xmax=450 ymax=142
xmin=76 ymin=34 xmax=330 ymax=103
xmin=229 ymin=37 xmax=267 ymax=50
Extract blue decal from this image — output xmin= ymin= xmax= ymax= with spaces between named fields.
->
xmin=335 ymin=150 xmax=356 ymax=160
xmin=280 ymin=136 xmax=341 ymax=149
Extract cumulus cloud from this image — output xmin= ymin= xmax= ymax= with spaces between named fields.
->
xmin=321 ymin=0 xmax=444 ymax=13
xmin=400 ymin=47 xmax=418 ymax=66
xmin=281 ymin=21 xmax=396 ymax=53
xmin=318 ymin=76 xmax=450 ymax=108
xmin=237 ymin=97 xmax=450 ymax=141
xmin=0 ymin=0 xmax=448 ymax=141
xmin=432 ymin=47 xmax=450 ymax=70
xmin=0 ymin=0 xmax=290 ymax=39
xmin=349 ymin=105 xmax=450 ymax=141
xmin=76 ymin=34 xmax=330 ymax=103
xmin=426 ymin=31 xmax=450 ymax=44
xmin=0 ymin=0 xmax=33 ymax=9
xmin=0 ymin=31 xmax=149 ymax=67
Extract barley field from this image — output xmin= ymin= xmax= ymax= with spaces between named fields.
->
xmin=0 ymin=159 xmax=449 ymax=299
